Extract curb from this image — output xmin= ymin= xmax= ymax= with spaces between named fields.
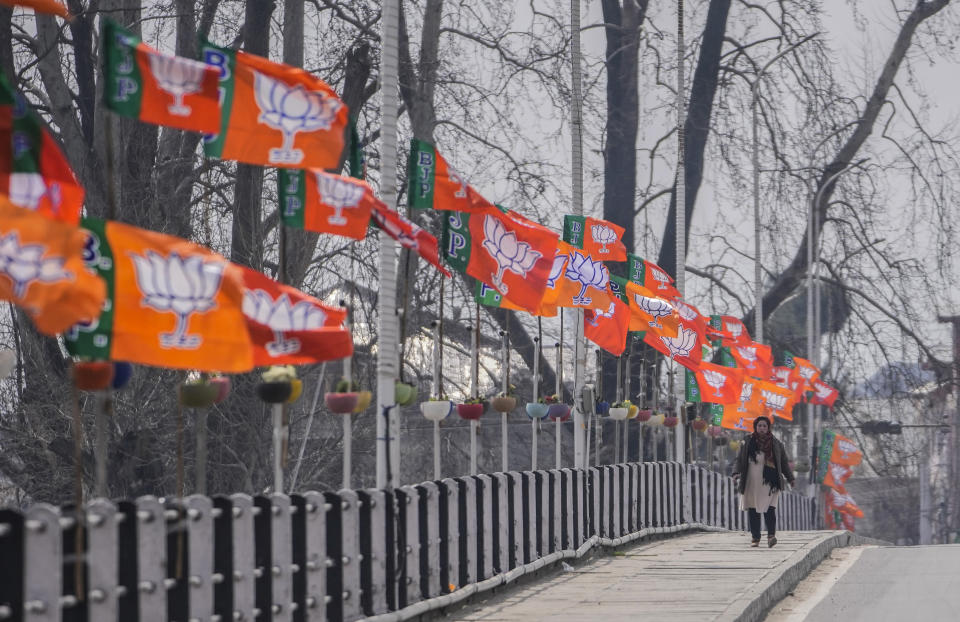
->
xmin=718 ymin=531 xmax=888 ymax=622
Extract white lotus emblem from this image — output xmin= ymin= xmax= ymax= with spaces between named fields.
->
xmin=650 ymin=266 xmax=671 ymax=290
xmin=0 ymin=231 xmax=72 ymax=298
xmin=449 ymin=167 xmax=468 ymax=199
xmin=546 ymin=253 xmax=567 ymax=288
xmin=7 ymin=173 xmax=63 ymax=213
xmin=242 ymin=290 xmax=327 ymax=356
xmin=734 ymin=417 xmax=748 ymax=430
xmin=635 ymin=294 xmax=672 ymax=329
xmin=564 ymin=251 xmax=609 ymax=306
xmin=130 ymin=251 xmax=225 ymax=349
xmin=798 ymin=365 xmax=816 ymax=380
xmin=701 ymin=369 xmax=727 ymax=397
xmin=830 ymin=490 xmax=856 ymax=507
xmin=587 ymin=301 xmax=617 ymax=327
xmin=660 ymin=326 xmax=696 ymax=359
xmin=773 ymin=368 xmax=791 ymax=386
xmin=315 ymin=172 xmax=364 ymax=225
xmin=829 ymin=463 xmax=850 ymax=482
xmin=736 ymin=346 xmax=757 ymax=367
xmin=147 ymin=52 xmax=209 ymax=116
xmin=815 ymin=383 xmax=833 ymax=400
xmin=836 ymin=439 xmax=858 ymax=461
xmin=481 ymin=214 xmax=541 ymax=293
xmin=675 ymin=301 xmax=698 ymax=321
xmin=760 ymin=390 xmax=787 ymax=411
xmin=737 ymin=381 xmax=753 ymax=412
xmin=728 ymin=321 xmax=743 ymax=339
xmin=590 ymin=224 xmax=617 ymax=254
xmin=253 ymin=70 xmax=343 ymax=164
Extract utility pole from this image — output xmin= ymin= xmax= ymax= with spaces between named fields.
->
xmin=937 ymin=315 xmax=960 ymax=542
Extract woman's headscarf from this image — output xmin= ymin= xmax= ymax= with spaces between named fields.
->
xmin=749 ymin=416 xmax=775 ymax=464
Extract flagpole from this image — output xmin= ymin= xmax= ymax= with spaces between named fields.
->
xmin=342 ymin=304 xmax=353 ymax=490
xmin=501 ymin=329 xmax=509 ymax=472
xmin=376 ymin=0 xmax=401 ymax=490
xmin=470 ymin=310 xmax=480 ymax=476
xmin=570 ymin=0 xmax=587 ymax=470
xmin=532 ymin=335 xmax=540 ymax=470
xmin=555 ymin=341 xmax=563 ymax=469
xmin=674 ymin=0 xmax=687 ymax=465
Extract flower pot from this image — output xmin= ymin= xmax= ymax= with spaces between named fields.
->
xmin=325 ymin=392 xmax=359 ymax=414
xmin=353 ymin=390 xmax=372 ymax=413
xmin=707 ymin=425 xmax=723 ymax=437
xmin=286 ymin=378 xmax=303 ymax=403
xmin=72 ymin=361 xmax=114 ymax=391
xmin=608 ymin=407 xmax=629 ymax=421
xmin=547 ymin=403 xmax=570 ymax=422
xmin=596 ymin=401 xmax=610 ymax=415
xmin=210 ymin=376 xmax=231 ymax=404
xmin=491 ymin=396 xmax=517 ymax=413
xmin=691 ymin=419 xmax=709 ymax=432
xmin=627 ymin=405 xmax=639 ymax=419
xmin=636 ymin=409 xmax=652 ymax=422
xmin=395 ymin=382 xmax=418 ymax=406
xmin=457 ymin=403 xmax=485 ymax=421
xmin=421 ymin=400 xmax=453 ymax=421
xmin=525 ymin=402 xmax=550 ymax=420
xmin=180 ymin=382 xmax=219 ymax=408
xmin=111 ymin=362 xmax=133 ymax=390
xmin=793 ymin=462 xmax=811 ymax=473
xmin=663 ymin=415 xmax=679 ymax=428
xmin=257 ymin=381 xmax=292 ymax=404
xmin=729 ymin=440 xmax=742 ymax=452
xmin=647 ymin=413 xmax=665 ymax=427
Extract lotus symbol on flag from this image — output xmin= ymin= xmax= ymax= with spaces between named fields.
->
xmin=8 ymin=173 xmax=62 ymax=213
xmin=737 ymin=381 xmax=753 ymax=412
xmin=590 ymin=224 xmax=618 ymax=254
xmin=448 ymin=168 xmax=468 ymax=199
xmin=0 ymin=231 xmax=72 ymax=298
xmin=315 ymin=173 xmax=364 ymax=225
xmin=815 ymin=383 xmax=833 ymax=400
xmin=242 ymin=290 xmax=327 ymax=356
xmin=650 ymin=266 xmax=671 ymax=290
xmin=701 ymin=369 xmax=727 ymax=397
xmin=636 ymin=294 xmax=672 ymax=329
xmin=147 ymin=52 xmax=209 ymax=116
xmin=798 ymin=365 xmax=816 ymax=380
xmin=564 ymin=251 xmax=609 ymax=306
xmin=130 ymin=251 xmax=225 ymax=349
xmin=254 ymin=70 xmax=343 ymax=165
xmin=481 ymin=214 xmax=541 ymax=293
xmin=660 ymin=327 xmax=696 ymax=359
xmin=734 ymin=417 xmax=748 ymax=431
xmin=587 ymin=301 xmax=617 ymax=327
xmin=836 ymin=439 xmax=857 ymax=461
xmin=830 ymin=463 xmax=849 ymax=482
xmin=546 ymin=253 xmax=567 ymax=288
xmin=728 ymin=322 xmax=743 ymax=339
xmin=736 ymin=346 xmax=757 ymax=367
xmin=760 ymin=390 xmax=787 ymax=412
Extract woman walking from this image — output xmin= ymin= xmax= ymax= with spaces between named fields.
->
xmin=733 ymin=416 xmax=795 ymax=547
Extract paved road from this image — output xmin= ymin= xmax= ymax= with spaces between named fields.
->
xmin=767 ymin=544 xmax=960 ymax=621
xmin=449 ymin=531 xmax=834 ymax=622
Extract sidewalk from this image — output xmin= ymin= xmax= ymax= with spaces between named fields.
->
xmin=445 ymin=531 xmax=871 ymax=622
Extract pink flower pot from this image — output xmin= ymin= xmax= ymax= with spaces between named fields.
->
xmin=457 ymin=403 xmax=485 ymax=420
xmin=325 ymin=392 xmax=359 ymax=414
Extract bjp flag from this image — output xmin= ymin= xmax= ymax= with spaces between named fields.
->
xmin=827 ymin=489 xmax=864 ymax=518
xmin=476 ymin=280 xmax=557 ymax=317
xmin=201 ymin=40 xmax=348 ymax=169
xmin=811 ymin=379 xmax=840 ymax=408
xmin=643 ymin=309 xmax=703 ymax=371
xmin=694 ymin=361 xmax=745 ymax=405
xmin=720 ymin=377 xmax=765 ymax=431
xmin=0 ymin=0 xmax=70 ymax=18
xmin=829 ymin=432 xmax=862 ymax=466
xmin=791 ymin=356 xmax=821 ymax=390
xmin=584 ymin=297 xmax=630 ymax=356
xmin=236 ymin=265 xmax=351 ymax=366
xmin=0 ymin=198 xmax=104 ymax=334
xmin=753 ymin=379 xmax=797 ymax=421
xmin=408 ymin=138 xmax=491 ymax=212
xmin=278 ymin=168 xmax=377 ymax=240
xmin=550 ymin=240 xmax=617 ymax=311
xmin=620 ymin=278 xmax=679 ymax=337
xmin=626 ymin=253 xmax=680 ymax=299
xmin=370 ymin=201 xmax=450 ymax=277
xmin=562 ymin=214 xmax=627 ymax=262
xmin=103 ymin=20 xmax=220 ymax=134
xmin=730 ymin=341 xmax=774 ymax=379
xmin=822 ymin=461 xmax=853 ymax=493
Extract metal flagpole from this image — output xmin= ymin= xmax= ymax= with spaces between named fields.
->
xmin=638 ymin=358 xmax=645 ymax=463
xmin=377 ymin=0 xmax=401 ymax=489
xmin=342 ymin=306 xmax=353 ymax=490
xmin=624 ymin=346 xmax=631 ymax=462
xmin=532 ymin=336 xmax=541 ymax=470
xmin=432 ymin=320 xmax=442 ymax=480
xmin=470 ymin=312 xmax=480 ymax=475
xmin=555 ymin=341 xmax=563 ymax=469
xmin=674 ymin=0 xmax=687 ymax=464
xmin=571 ymin=0 xmax=587 ymax=470
xmin=615 ymin=354 xmax=623 ymax=464
xmin=501 ymin=330 xmax=509 ymax=472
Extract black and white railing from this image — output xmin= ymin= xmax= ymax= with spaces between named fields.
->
xmin=0 ymin=462 xmax=817 ymax=622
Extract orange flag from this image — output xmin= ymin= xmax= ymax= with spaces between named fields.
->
xmin=730 ymin=341 xmax=774 ymax=379
xmin=584 ymin=298 xmax=630 ymax=356
xmin=65 ymin=218 xmax=351 ymax=372
xmin=0 ymin=0 xmax=70 ymax=18
xmin=811 ymin=379 xmax=839 ymax=408
xmin=278 ymin=168 xmax=377 ymax=240
xmin=823 ymin=461 xmax=853 ymax=493
xmin=720 ymin=377 xmax=765 ymax=431
xmin=0 ymin=198 xmax=104 ymax=334
xmin=202 ymin=40 xmax=348 ymax=169
xmin=623 ymin=280 xmax=679 ymax=336
xmin=549 ymin=240 xmax=616 ymax=310
xmin=829 ymin=433 xmax=863 ymax=466
xmin=791 ymin=356 xmax=821 ymax=390
xmin=827 ymin=488 xmax=864 ymax=518
xmin=408 ymin=138 xmax=492 ymax=212
xmin=694 ymin=361 xmax=745 ymax=405
xmin=754 ymin=379 xmax=797 ymax=421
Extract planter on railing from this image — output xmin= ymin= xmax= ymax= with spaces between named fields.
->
xmin=627 ymin=404 xmax=639 ymax=419
xmin=608 ymin=407 xmax=629 ymax=421
xmin=457 ymin=402 xmax=486 ymax=420
xmin=636 ymin=409 xmax=653 ymax=422
xmin=325 ymin=392 xmax=359 ymax=414
xmin=353 ymin=390 xmax=373 ymax=413
xmin=395 ymin=381 xmax=418 ymax=406
xmin=180 ymin=381 xmax=219 ymax=408
xmin=647 ymin=413 xmax=665 ymax=427
xmin=210 ymin=375 xmax=231 ymax=404
xmin=421 ymin=399 xmax=453 ymax=421
xmin=663 ymin=415 xmax=679 ymax=428
xmin=547 ymin=403 xmax=570 ymax=422
xmin=596 ymin=401 xmax=610 ymax=415
xmin=491 ymin=396 xmax=517 ymax=413
xmin=525 ymin=402 xmax=550 ymax=420
xmin=692 ymin=418 xmax=709 ymax=432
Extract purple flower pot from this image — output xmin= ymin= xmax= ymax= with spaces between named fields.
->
xmin=325 ymin=392 xmax=359 ymax=414
xmin=547 ymin=403 xmax=570 ymax=422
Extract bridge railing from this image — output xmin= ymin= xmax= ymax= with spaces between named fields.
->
xmin=0 ymin=462 xmax=816 ymax=622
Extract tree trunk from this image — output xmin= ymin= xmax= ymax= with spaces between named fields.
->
xmin=230 ymin=1 xmax=276 ymax=270
xmin=656 ymin=0 xmax=731 ymax=278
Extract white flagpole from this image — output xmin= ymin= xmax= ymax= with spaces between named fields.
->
xmin=532 ymin=336 xmax=540 ymax=470
xmin=570 ymin=0 xmax=587 ymax=470
xmin=674 ymin=0 xmax=687 ymax=464
xmin=377 ymin=0 xmax=401 ymax=489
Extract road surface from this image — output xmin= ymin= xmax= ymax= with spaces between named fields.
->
xmin=765 ymin=544 xmax=960 ymax=621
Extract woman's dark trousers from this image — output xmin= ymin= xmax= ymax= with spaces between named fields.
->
xmin=748 ymin=507 xmax=776 ymax=541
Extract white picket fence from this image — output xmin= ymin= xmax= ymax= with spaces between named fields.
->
xmin=0 ymin=462 xmax=817 ymax=622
